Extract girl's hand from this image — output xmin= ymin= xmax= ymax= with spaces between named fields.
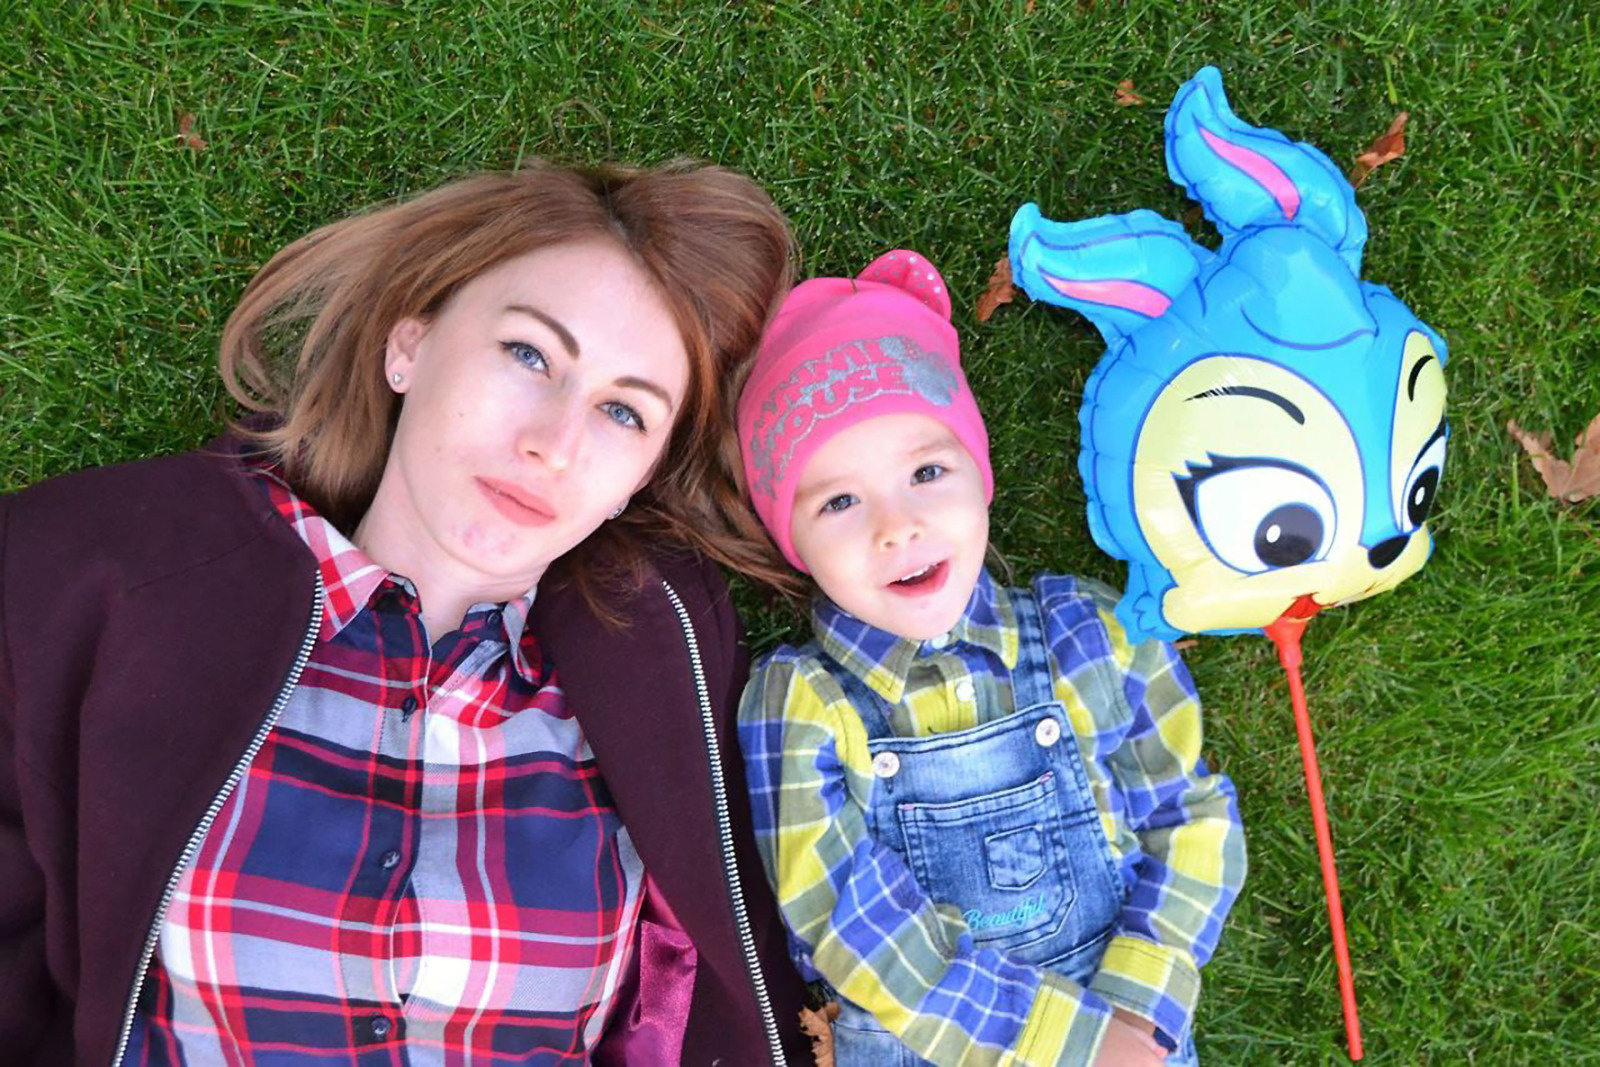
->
xmin=1093 ymin=1008 xmax=1167 ymax=1066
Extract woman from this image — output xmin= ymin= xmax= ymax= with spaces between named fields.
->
xmin=0 ymin=161 xmax=810 ymax=1064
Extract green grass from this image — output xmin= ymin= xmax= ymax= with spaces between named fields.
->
xmin=5 ymin=1 xmax=1598 ymax=1062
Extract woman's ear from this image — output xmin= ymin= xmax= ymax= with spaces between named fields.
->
xmin=384 ymin=316 xmax=428 ymax=393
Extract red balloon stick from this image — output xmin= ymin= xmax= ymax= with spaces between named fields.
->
xmin=1261 ymin=596 xmax=1364 ymax=1061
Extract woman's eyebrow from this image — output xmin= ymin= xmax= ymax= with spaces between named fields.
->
xmin=615 ymin=375 xmax=674 ymax=411
xmin=504 ymin=304 xmax=580 ymax=358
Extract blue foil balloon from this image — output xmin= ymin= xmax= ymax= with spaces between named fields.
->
xmin=1010 ymin=66 xmax=1448 ymax=643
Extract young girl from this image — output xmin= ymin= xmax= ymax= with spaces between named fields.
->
xmin=736 ymin=250 xmax=1247 ymax=1065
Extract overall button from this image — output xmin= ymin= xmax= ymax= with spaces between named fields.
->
xmin=872 ymin=751 xmax=901 ymax=778
xmin=953 ymin=678 xmax=976 ymax=703
xmin=1035 ymin=717 xmax=1062 ymax=747
xmin=369 ymin=1014 xmax=392 ymax=1040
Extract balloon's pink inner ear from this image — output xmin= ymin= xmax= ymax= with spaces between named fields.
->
xmin=857 ymin=249 xmax=953 ymax=320
xmin=1043 ymin=275 xmax=1172 ymax=318
xmin=1199 ymin=126 xmax=1301 ymax=221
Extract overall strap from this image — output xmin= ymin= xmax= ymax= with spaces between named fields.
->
xmin=1009 ymin=585 xmax=1056 ymax=710
xmin=818 ymin=651 xmax=898 ymax=742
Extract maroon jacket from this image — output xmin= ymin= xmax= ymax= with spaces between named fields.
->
xmin=0 ymin=440 xmax=809 ymax=1065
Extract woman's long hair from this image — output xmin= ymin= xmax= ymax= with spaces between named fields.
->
xmin=220 ymin=160 xmax=805 ymax=607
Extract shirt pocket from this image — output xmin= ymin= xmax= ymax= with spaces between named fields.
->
xmin=896 ymin=772 xmax=1080 ymax=962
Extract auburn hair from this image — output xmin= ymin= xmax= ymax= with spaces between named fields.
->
xmin=219 ymin=159 xmax=806 ymax=607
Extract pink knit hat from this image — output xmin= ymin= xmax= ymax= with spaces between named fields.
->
xmin=737 ymin=249 xmax=993 ymax=572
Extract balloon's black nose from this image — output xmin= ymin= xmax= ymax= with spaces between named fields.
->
xmin=1367 ymin=535 xmax=1411 ymax=570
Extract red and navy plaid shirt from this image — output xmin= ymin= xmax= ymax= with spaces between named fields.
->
xmin=126 ymin=471 xmax=646 ymax=1064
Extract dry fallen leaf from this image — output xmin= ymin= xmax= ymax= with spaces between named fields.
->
xmin=1349 ymin=111 xmax=1407 ymax=190
xmin=975 ymin=256 xmax=1015 ymax=324
xmin=799 ymin=1002 xmax=841 ymax=1067
xmin=1175 ymin=639 xmax=1199 ymax=651
xmin=1509 ymin=413 xmax=1600 ymax=503
xmin=177 ymin=112 xmax=207 ymax=151
xmin=1114 ymin=79 xmax=1146 ymax=107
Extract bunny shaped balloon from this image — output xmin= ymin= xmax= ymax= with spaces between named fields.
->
xmin=1009 ymin=67 xmax=1449 ymax=1059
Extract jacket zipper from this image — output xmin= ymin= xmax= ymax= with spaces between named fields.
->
xmin=110 ymin=573 xmax=324 ymax=1066
xmin=661 ymin=579 xmax=785 ymax=1067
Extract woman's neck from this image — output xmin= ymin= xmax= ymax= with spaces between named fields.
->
xmin=352 ymin=489 xmax=542 ymax=644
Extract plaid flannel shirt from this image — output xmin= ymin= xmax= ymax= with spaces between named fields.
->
xmin=739 ymin=571 xmax=1246 ymax=1064
xmin=126 ymin=471 xmax=645 ymax=1064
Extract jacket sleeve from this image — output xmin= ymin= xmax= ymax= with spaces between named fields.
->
xmin=738 ymin=654 xmax=1119 ymax=1066
xmin=0 ymin=498 xmax=60 ymax=1056
xmin=1068 ymin=584 xmax=1248 ymax=1049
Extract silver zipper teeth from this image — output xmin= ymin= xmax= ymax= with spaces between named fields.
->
xmin=111 ymin=573 xmax=325 ymax=1067
xmin=661 ymin=579 xmax=785 ymax=1067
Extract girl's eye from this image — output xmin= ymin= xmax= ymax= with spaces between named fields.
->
xmin=602 ymin=401 xmax=646 ymax=433
xmin=502 ymin=341 xmax=549 ymax=373
xmin=821 ymin=494 xmax=857 ymax=514
xmin=913 ymin=464 xmax=945 ymax=484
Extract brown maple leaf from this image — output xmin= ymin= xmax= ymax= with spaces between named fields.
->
xmin=1114 ymin=80 xmax=1146 ymax=107
xmin=975 ymin=256 xmax=1015 ymax=324
xmin=1349 ymin=111 xmax=1408 ymax=190
xmin=799 ymin=1001 xmax=841 ymax=1067
xmin=1508 ymin=412 xmax=1600 ymax=503
xmin=177 ymin=112 xmax=207 ymax=152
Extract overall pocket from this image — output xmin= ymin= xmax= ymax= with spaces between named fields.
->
xmin=896 ymin=772 xmax=1077 ymax=962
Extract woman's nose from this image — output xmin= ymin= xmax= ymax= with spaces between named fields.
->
xmin=519 ymin=396 xmax=584 ymax=472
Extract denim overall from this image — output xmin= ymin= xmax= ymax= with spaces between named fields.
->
xmin=826 ymin=588 xmax=1196 ymax=1065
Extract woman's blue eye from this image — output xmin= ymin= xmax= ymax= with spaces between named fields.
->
xmin=602 ymin=401 xmax=646 ymax=432
xmin=502 ymin=341 xmax=548 ymax=372
xmin=821 ymin=494 xmax=857 ymax=514
xmin=913 ymin=464 xmax=945 ymax=484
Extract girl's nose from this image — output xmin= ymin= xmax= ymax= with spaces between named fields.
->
xmin=875 ymin=504 xmax=923 ymax=551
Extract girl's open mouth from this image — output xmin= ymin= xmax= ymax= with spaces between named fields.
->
xmin=887 ymin=560 xmax=949 ymax=596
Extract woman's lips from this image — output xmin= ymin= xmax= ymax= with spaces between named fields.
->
xmin=885 ymin=559 xmax=949 ymax=597
xmin=476 ymin=477 xmax=557 ymax=527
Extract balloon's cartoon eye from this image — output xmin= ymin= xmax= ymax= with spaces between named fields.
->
xmin=1396 ymin=421 xmax=1447 ymax=531
xmin=1176 ymin=456 xmax=1338 ymax=574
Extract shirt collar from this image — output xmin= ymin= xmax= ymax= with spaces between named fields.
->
xmin=253 ymin=467 xmax=543 ymax=683
xmin=812 ymin=568 xmax=1020 ymax=704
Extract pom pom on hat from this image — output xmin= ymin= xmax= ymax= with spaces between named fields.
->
xmin=857 ymin=249 xmax=954 ymax=319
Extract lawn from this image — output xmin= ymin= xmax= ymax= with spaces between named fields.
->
xmin=4 ymin=1 xmax=1597 ymax=1062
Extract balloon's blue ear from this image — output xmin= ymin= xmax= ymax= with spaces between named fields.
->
xmin=1166 ymin=65 xmax=1368 ymax=274
xmin=1008 ymin=203 xmax=1206 ymax=347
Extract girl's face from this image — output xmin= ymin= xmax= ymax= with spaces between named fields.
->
xmin=790 ymin=413 xmax=988 ymax=640
xmin=378 ymin=238 xmax=689 ymax=591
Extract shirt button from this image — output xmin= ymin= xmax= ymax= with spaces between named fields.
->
xmin=872 ymin=751 xmax=901 ymax=778
xmin=954 ymin=679 xmax=976 ymax=703
xmin=484 ymin=609 xmax=503 ymax=629
xmin=1035 ymin=717 xmax=1062 ymax=747
xmin=380 ymin=850 xmax=402 ymax=870
xmin=400 ymin=695 xmax=418 ymax=719
xmin=370 ymin=1014 xmax=392 ymax=1039
xmin=929 ymin=631 xmax=952 ymax=649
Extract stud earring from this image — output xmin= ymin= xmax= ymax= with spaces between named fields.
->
xmin=391 ymin=371 xmax=405 ymax=386
xmin=609 ymin=502 xmax=627 ymax=520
